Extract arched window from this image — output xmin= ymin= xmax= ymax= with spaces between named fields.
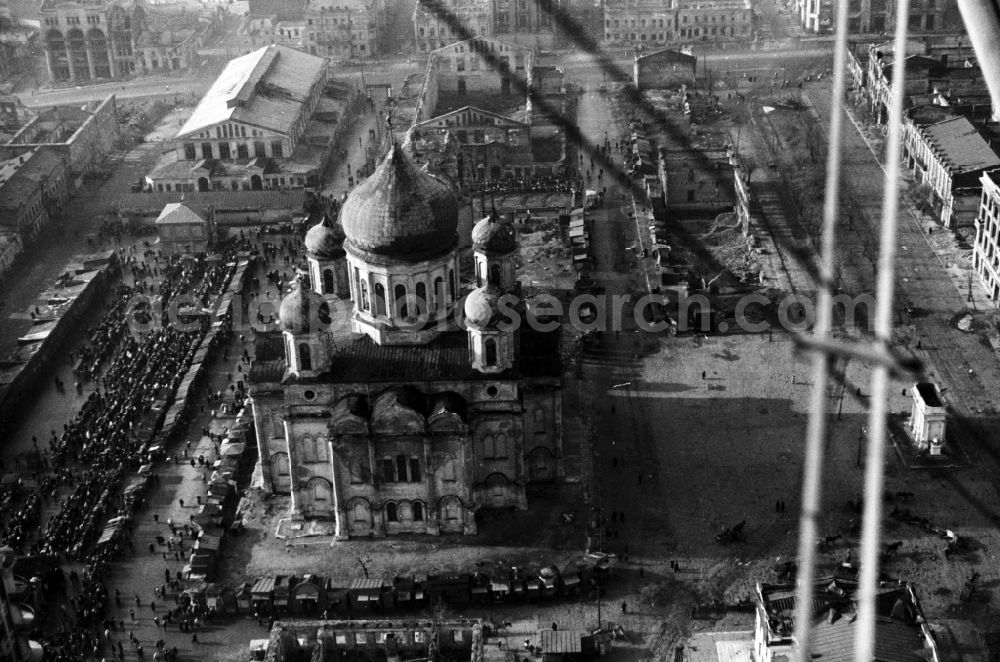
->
xmin=484 ymin=338 xmax=498 ymax=366
xmin=409 ymin=456 xmax=421 ymax=482
xmin=533 ymin=407 xmax=546 ymax=433
xmin=312 ymin=479 xmax=331 ymax=502
xmin=350 ymin=458 xmax=369 ymax=484
xmin=398 ymin=501 xmax=413 ymax=521
xmin=374 ymin=282 xmax=387 ymax=316
xmin=323 ymin=269 xmax=335 ymax=293
xmin=394 ymin=283 xmax=407 ymax=319
xmin=416 ymin=282 xmax=427 ymax=312
xmin=476 ymin=261 xmax=484 ymax=286
xmin=272 ymin=453 xmax=290 ymax=476
xmin=413 ymin=501 xmax=424 ymax=521
xmin=439 ymin=454 xmax=457 ymax=481
xmin=386 ymin=502 xmax=398 ymax=522
xmin=488 ymin=473 xmax=507 ymax=498
xmin=396 ymin=454 xmax=408 ymax=482
xmin=490 ymin=263 xmax=502 ymax=285
xmin=381 ymin=457 xmax=395 ymax=483
xmin=444 ymin=499 xmax=460 ymax=520
xmin=299 ymin=343 xmax=312 ymax=371
xmin=494 ymin=433 xmax=507 ymax=458
xmin=352 ymin=500 xmax=369 ymax=522
xmin=360 ymin=280 xmax=370 ymax=310
xmin=481 ymin=433 xmax=495 ymax=459
xmin=299 ymin=435 xmax=315 ymax=462
xmin=449 ymin=269 xmax=456 ymax=299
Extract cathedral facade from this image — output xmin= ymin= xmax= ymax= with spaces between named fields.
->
xmin=249 ymin=144 xmax=563 ymax=540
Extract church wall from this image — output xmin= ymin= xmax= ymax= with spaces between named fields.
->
xmin=522 ymin=385 xmax=561 ymax=482
xmin=471 ymin=413 xmax=525 ymax=509
xmin=283 ymin=414 xmax=333 ymax=518
xmin=250 ymin=393 xmax=291 ymax=494
xmin=254 ymin=352 xmax=560 ymax=535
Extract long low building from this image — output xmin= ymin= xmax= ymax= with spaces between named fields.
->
xmin=114 ymin=190 xmax=308 ymax=227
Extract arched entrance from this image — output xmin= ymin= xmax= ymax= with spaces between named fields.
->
xmin=347 ymin=498 xmax=372 ymax=536
xmin=490 ymin=165 xmax=502 ymax=179
xmin=197 ymin=177 xmax=209 ymax=192
xmin=484 ymin=473 xmax=511 ymax=508
xmin=88 ymin=28 xmax=111 ymax=78
xmin=270 ymin=453 xmax=291 ymax=493
xmin=439 ymin=496 xmax=463 ymax=533
xmin=307 ymin=477 xmax=333 ymax=515
xmin=66 ymin=28 xmax=90 ymax=80
xmin=528 ymin=447 xmax=555 ymax=482
xmin=45 ymin=30 xmax=70 ymax=81
xmin=250 ymin=175 xmax=262 ymax=190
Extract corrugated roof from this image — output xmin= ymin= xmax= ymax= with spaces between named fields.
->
xmin=919 ymin=116 xmax=1000 ymax=175
xmin=537 ymin=630 xmax=585 ymax=654
xmin=326 ymin=331 xmax=505 ymax=382
xmin=349 ymin=578 xmax=387 ymax=591
xmin=177 ymin=45 xmax=327 ymax=139
xmin=809 ymin=616 xmax=928 ymax=662
xmin=636 ymin=48 xmax=697 ymax=65
xmin=114 ymin=190 xmax=305 ymax=213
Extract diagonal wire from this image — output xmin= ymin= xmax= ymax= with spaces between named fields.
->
xmin=855 ymin=0 xmax=910 ymax=658
xmin=414 ymin=0 xmax=834 ymax=291
xmin=790 ymin=0 xmax=850 ymax=655
xmin=415 ymin=0 xmax=725 ymax=200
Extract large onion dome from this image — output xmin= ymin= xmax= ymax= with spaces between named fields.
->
xmin=339 ymin=142 xmax=459 ymax=261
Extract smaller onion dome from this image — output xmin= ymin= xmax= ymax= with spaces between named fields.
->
xmin=278 ymin=277 xmax=331 ymax=334
xmin=471 ymin=214 xmax=516 ymax=254
xmin=464 ymin=285 xmax=503 ymax=329
xmin=304 ymin=215 xmax=346 ymax=258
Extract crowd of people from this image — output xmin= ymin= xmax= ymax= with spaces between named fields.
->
xmin=73 ymin=285 xmax=137 ymax=381
xmin=463 ymin=175 xmax=574 ymax=194
xmin=0 ymin=242 xmax=248 ymax=661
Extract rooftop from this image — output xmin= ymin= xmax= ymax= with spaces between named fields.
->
xmin=758 ymin=577 xmax=936 ymax=662
xmin=176 ymin=45 xmax=327 ymax=139
xmin=155 ymin=202 xmax=207 ymax=226
xmin=430 ymin=36 xmax=532 ymax=56
xmin=247 ymin=0 xmax=307 ymax=20
xmin=915 ymin=382 xmax=944 ymax=407
xmin=635 ymin=47 xmax=697 ymax=65
xmin=919 ymin=116 xmax=1000 ymax=175
xmin=39 ymin=0 xmax=127 ymax=12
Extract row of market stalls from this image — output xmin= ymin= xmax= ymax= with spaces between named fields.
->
xmin=566 ymin=208 xmax=590 ymax=270
xmin=148 ymin=256 xmax=253 ymax=457
xmin=94 ymin=257 xmax=256 ymax=568
xmin=239 ymin=559 xmax=612 ymax=617
xmin=185 ymin=406 xmax=254 ymax=582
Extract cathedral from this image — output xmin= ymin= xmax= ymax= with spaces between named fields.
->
xmin=248 ymin=143 xmax=564 ymax=539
